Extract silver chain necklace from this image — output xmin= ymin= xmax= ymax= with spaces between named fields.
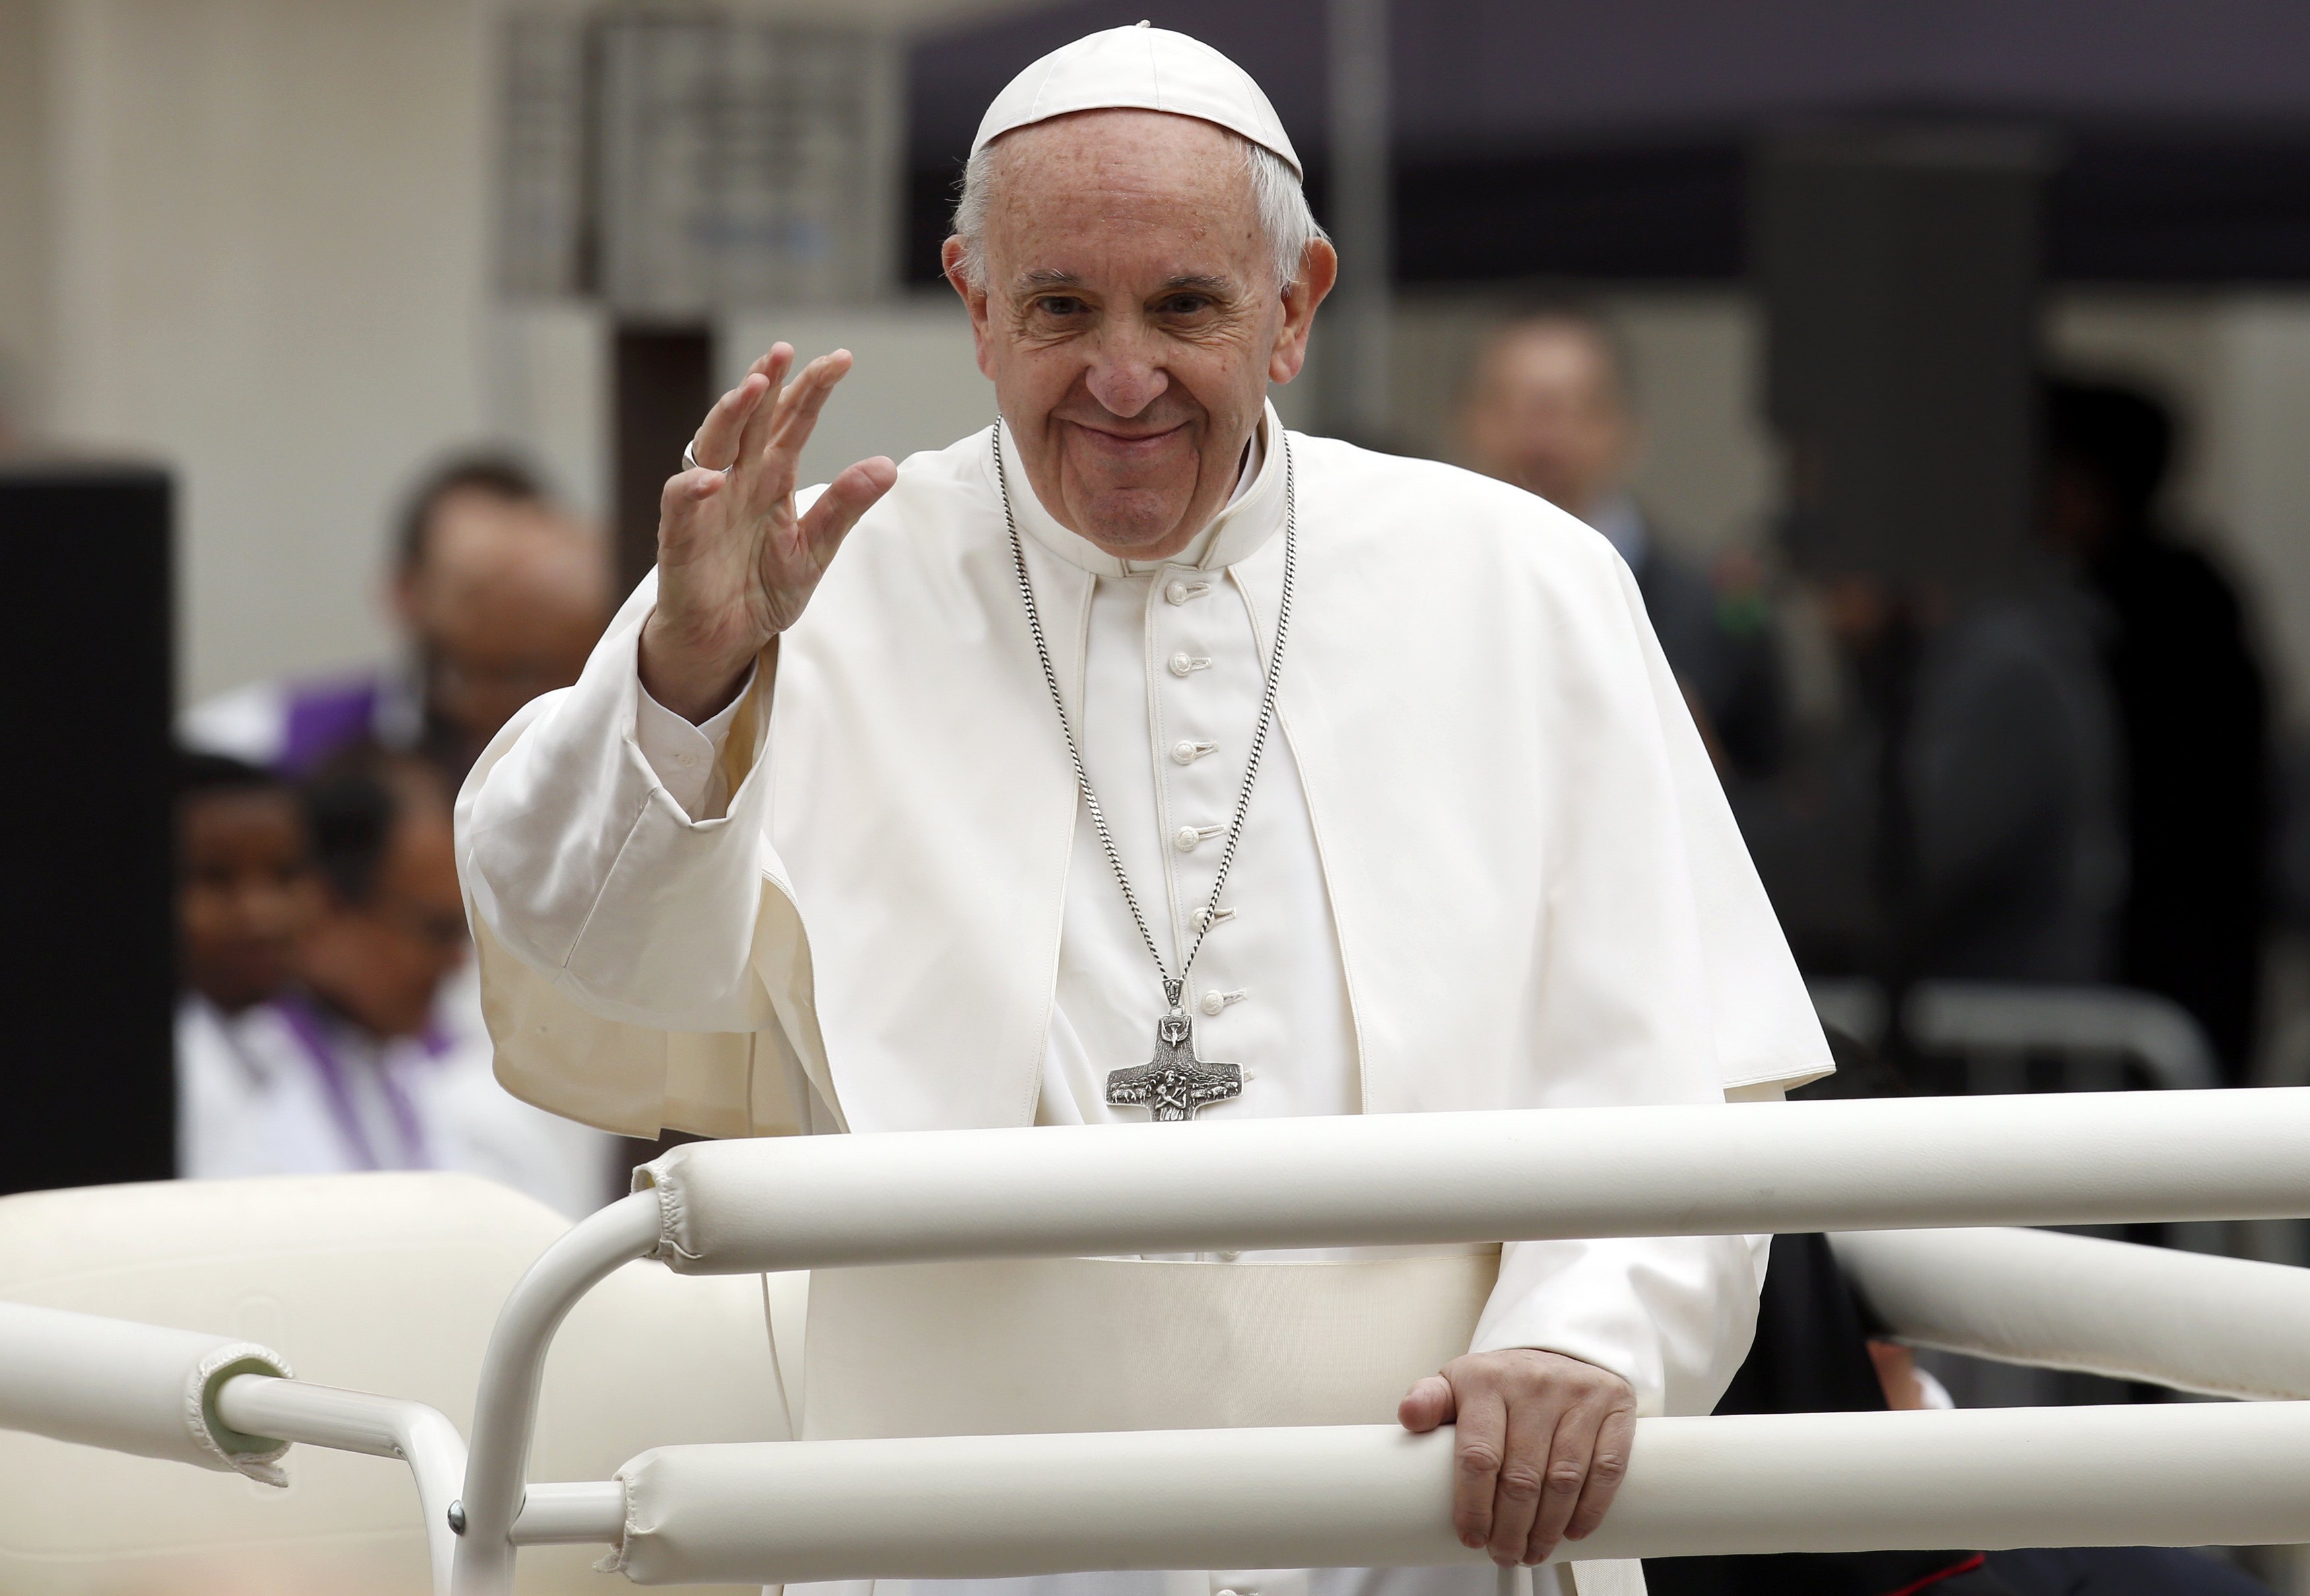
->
xmin=997 ymin=423 xmax=1297 ymax=1120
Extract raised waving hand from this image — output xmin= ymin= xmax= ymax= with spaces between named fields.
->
xmin=638 ymin=343 xmax=898 ymax=721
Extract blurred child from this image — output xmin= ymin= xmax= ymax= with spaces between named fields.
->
xmin=175 ymin=752 xmax=323 ymax=1172
xmin=176 ymin=744 xmax=617 ymax=1216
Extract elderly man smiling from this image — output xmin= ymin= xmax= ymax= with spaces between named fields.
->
xmin=459 ymin=24 xmax=1829 ymax=1596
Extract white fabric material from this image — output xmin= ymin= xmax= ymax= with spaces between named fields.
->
xmin=972 ymin=23 xmax=1302 ymax=177
xmin=461 ymin=405 xmax=1830 ymax=1596
xmin=176 ymin=990 xmax=618 ymax=1218
xmin=178 ymin=663 xmax=424 ymax=768
xmin=800 ymin=1251 xmax=1500 ymax=1442
xmin=1830 ymin=1224 xmax=2310 ymax=1402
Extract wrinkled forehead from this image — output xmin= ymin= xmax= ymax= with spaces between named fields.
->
xmin=983 ymin=110 xmax=1263 ymax=282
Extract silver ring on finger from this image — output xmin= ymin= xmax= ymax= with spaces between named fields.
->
xmin=682 ymin=439 xmax=728 ymax=475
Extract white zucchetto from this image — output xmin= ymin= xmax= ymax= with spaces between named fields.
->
xmin=971 ymin=22 xmax=1302 ymax=178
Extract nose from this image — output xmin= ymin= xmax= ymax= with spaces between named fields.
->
xmin=1083 ymin=323 xmax=1168 ymax=419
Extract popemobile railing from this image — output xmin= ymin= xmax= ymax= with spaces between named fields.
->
xmin=9 ymin=1090 xmax=2310 ymax=1596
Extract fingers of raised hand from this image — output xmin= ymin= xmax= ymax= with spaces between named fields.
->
xmin=793 ymin=456 xmax=898 ymax=572
xmin=692 ymin=351 xmax=786 ymax=473
xmin=740 ymin=349 xmax=857 ymax=486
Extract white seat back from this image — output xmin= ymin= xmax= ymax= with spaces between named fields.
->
xmin=0 ymin=1173 xmax=789 ymax=1596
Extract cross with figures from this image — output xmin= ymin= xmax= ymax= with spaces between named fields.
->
xmin=1106 ymin=1001 xmax=1243 ymax=1122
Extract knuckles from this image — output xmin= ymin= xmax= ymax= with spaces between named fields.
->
xmin=1494 ymin=1466 xmax=1546 ymax=1503
xmin=1455 ymin=1442 xmax=1504 ymax=1477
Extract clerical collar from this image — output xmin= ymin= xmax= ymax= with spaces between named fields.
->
xmin=994 ymin=400 xmax=1288 ymax=579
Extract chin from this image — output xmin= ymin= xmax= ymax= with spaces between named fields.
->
xmin=1074 ymin=490 xmax=1191 ymax=553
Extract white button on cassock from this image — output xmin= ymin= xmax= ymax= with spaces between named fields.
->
xmin=1173 ymin=824 xmax=1222 ymax=851
xmin=1168 ymin=651 xmax=1210 ymax=677
xmin=1172 ymin=739 xmax=1216 ymax=764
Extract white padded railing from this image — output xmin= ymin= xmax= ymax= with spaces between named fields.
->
xmin=444 ymin=1088 xmax=2310 ymax=1594
xmin=0 ymin=1301 xmax=293 ymax=1480
xmin=605 ymin=1403 xmax=2310 ymax=1584
xmin=1830 ymin=1226 xmax=2310 ymax=1401
xmin=7 ymin=1092 xmax=2310 ymax=1596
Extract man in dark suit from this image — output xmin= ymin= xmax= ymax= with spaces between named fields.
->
xmin=2044 ymin=377 xmax=2270 ymax=1079
xmin=1462 ymin=307 xmax=1785 ymax=778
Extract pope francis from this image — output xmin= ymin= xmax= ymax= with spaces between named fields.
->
xmin=457 ymin=23 xmax=1831 ymax=1596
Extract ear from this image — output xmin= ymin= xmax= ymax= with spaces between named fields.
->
xmin=1268 ymin=239 xmax=1339 ymax=386
xmin=942 ymin=236 xmax=999 ymax=382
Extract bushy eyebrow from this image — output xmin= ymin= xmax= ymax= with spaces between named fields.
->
xmin=1008 ymin=270 xmax=1239 ymax=296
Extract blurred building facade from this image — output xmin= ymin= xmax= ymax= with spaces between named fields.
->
xmin=7 ymin=1 xmax=2310 ymax=733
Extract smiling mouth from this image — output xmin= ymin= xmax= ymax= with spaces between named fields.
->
xmin=1067 ymin=419 xmax=1188 ymax=451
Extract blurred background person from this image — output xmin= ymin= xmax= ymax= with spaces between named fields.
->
xmin=1740 ymin=566 xmax=2125 ymax=989
xmin=182 ymin=454 xmax=612 ymax=781
xmin=2043 ymin=377 xmax=2270 ymax=1081
xmin=178 ymin=743 xmax=617 ymax=1215
xmin=174 ymin=751 xmax=323 ymax=1180
xmin=1461 ymin=305 xmax=1786 ymax=779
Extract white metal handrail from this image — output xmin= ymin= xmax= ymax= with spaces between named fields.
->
xmin=211 ymin=1376 xmax=471 ymax=1595
xmin=1806 ymin=978 xmax=2222 ymax=1092
xmin=603 ymin=1403 xmax=2310 ymax=1583
xmin=9 ymin=1094 xmax=2310 ymax=1595
xmin=1907 ymin=982 xmax=2222 ymax=1092
xmin=444 ymin=1088 xmax=2310 ymax=1593
xmin=1830 ymin=1226 xmax=2310 ymax=1400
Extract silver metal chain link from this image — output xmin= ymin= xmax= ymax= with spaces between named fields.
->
xmin=997 ymin=423 xmax=1296 ymax=1009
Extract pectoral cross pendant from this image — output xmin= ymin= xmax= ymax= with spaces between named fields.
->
xmin=1106 ymin=983 xmax=1242 ymax=1122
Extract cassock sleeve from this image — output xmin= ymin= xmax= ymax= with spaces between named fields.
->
xmin=1467 ymin=551 xmax=1827 ymax=1417
xmin=457 ymin=570 xmax=832 ymax=1139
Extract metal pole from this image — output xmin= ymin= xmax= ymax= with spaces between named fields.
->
xmin=450 ymin=1190 xmax=662 ymax=1596
xmin=213 ymin=1376 xmax=469 ymax=1596
xmin=1325 ymin=0 xmax=1392 ymax=442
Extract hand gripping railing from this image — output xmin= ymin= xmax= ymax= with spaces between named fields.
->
xmin=447 ymin=1089 xmax=2310 ymax=1594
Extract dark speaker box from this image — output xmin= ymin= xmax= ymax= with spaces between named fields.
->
xmin=0 ymin=465 xmax=176 ymax=1192
xmin=1754 ymin=127 xmax=2050 ymax=591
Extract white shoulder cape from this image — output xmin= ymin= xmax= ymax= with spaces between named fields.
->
xmin=459 ymin=418 xmax=1830 ymax=1138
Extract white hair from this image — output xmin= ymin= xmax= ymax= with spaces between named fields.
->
xmin=950 ymin=129 xmax=1327 ymax=293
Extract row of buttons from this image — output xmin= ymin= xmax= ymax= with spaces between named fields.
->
xmin=1163 ymin=566 xmax=1251 ymax=1052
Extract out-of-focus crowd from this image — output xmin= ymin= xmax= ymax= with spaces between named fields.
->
xmin=171 ymin=308 xmax=2274 ymax=1212
xmin=1461 ymin=305 xmax=2270 ymax=1086
xmin=173 ymin=458 xmax=624 ymax=1214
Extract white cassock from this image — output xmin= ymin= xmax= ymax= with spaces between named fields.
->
xmin=457 ymin=403 xmax=1833 ymax=1596
xmin=176 ymin=981 xmax=619 ymax=1218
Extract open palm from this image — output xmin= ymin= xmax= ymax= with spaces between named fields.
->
xmin=639 ymin=343 xmax=898 ymax=721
